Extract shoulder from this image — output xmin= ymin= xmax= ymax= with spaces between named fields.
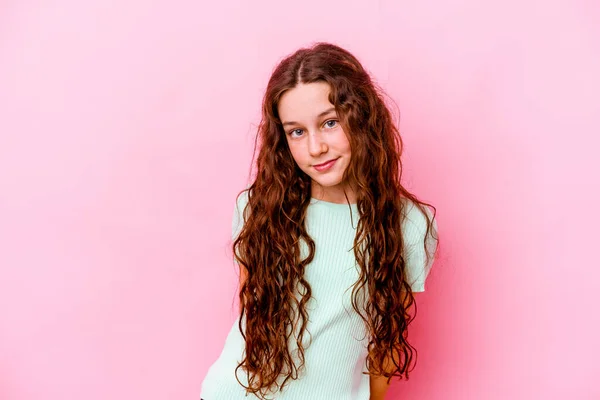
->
xmin=231 ymin=188 xmax=251 ymax=240
xmin=401 ymin=198 xmax=437 ymax=243
xmin=400 ymin=198 xmax=439 ymax=292
xmin=234 ymin=188 xmax=250 ymax=212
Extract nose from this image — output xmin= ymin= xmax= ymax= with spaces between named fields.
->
xmin=307 ymin=131 xmax=328 ymax=157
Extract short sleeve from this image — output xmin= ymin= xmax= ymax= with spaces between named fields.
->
xmin=231 ymin=190 xmax=250 ymax=241
xmin=402 ymin=199 xmax=438 ymax=292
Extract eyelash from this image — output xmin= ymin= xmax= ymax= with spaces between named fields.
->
xmin=289 ymin=119 xmax=338 ymax=137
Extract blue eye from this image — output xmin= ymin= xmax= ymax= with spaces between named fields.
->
xmin=287 ymin=120 xmax=337 ymax=137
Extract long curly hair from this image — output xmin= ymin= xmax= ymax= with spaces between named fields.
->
xmin=232 ymin=41 xmax=439 ymax=398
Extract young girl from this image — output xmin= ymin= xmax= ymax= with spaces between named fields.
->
xmin=200 ymin=42 xmax=439 ymax=400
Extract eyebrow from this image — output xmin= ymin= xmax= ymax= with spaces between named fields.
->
xmin=282 ymin=107 xmax=337 ymax=127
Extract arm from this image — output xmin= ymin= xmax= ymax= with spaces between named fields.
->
xmin=370 ymin=201 xmax=437 ymax=399
xmin=369 ymin=374 xmax=391 ymax=400
xmin=369 ymin=291 xmax=421 ymax=400
xmin=232 ymin=190 xmax=250 ymax=288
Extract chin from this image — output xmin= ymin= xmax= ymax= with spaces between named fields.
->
xmin=311 ymin=176 xmax=344 ymax=188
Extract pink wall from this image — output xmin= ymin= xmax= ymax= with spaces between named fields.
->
xmin=0 ymin=1 xmax=598 ymax=399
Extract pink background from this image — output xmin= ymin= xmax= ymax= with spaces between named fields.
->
xmin=1 ymin=1 xmax=599 ymax=399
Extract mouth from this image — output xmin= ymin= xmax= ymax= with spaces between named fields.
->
xmin=313 ymin=157 xmax=339 ymax=172
xmin=313 ymin=158 xmax=338 ymax=167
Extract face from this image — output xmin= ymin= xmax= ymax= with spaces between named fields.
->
xmin=277 ymin=81 xmax=354 ymax=204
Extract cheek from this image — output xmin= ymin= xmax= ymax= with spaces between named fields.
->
xmin=288 ymin=145 xmax=306 ymax=165
xmin=338 ymin=129 xmax=351 ymax=151
xmin=341 ymin=138 xmax=352 ymax=156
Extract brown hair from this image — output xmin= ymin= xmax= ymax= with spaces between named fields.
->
xmin=232 ymin=41 xmax=439 ymax=398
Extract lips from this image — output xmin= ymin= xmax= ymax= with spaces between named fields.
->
xmin=314 ymin=158 xmax=337 ymax=167
xmin=313 ymin=157 xmax=339 ymax=172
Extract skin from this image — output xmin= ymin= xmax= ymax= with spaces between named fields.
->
xmin=278 ymin=81 xmax=417 ymax=399
xmin=277 ymin=81 xmax=356 ymax=204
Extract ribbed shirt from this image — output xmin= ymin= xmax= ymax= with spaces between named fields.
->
xmin=200 ymin=191 xmax=438 ymax=400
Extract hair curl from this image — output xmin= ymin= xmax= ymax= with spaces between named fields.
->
xmin=232 ymin=42 xmax=439 ymax=398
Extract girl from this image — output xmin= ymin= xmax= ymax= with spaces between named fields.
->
xmin=200 ymin=42 xmax=439 ymax=400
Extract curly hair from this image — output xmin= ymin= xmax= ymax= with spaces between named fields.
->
xmin=232 ymin=41 xmax=439 ymax=398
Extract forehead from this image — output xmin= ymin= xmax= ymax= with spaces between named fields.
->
xmin=278 ymin=81 xmax=334 ymax=122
